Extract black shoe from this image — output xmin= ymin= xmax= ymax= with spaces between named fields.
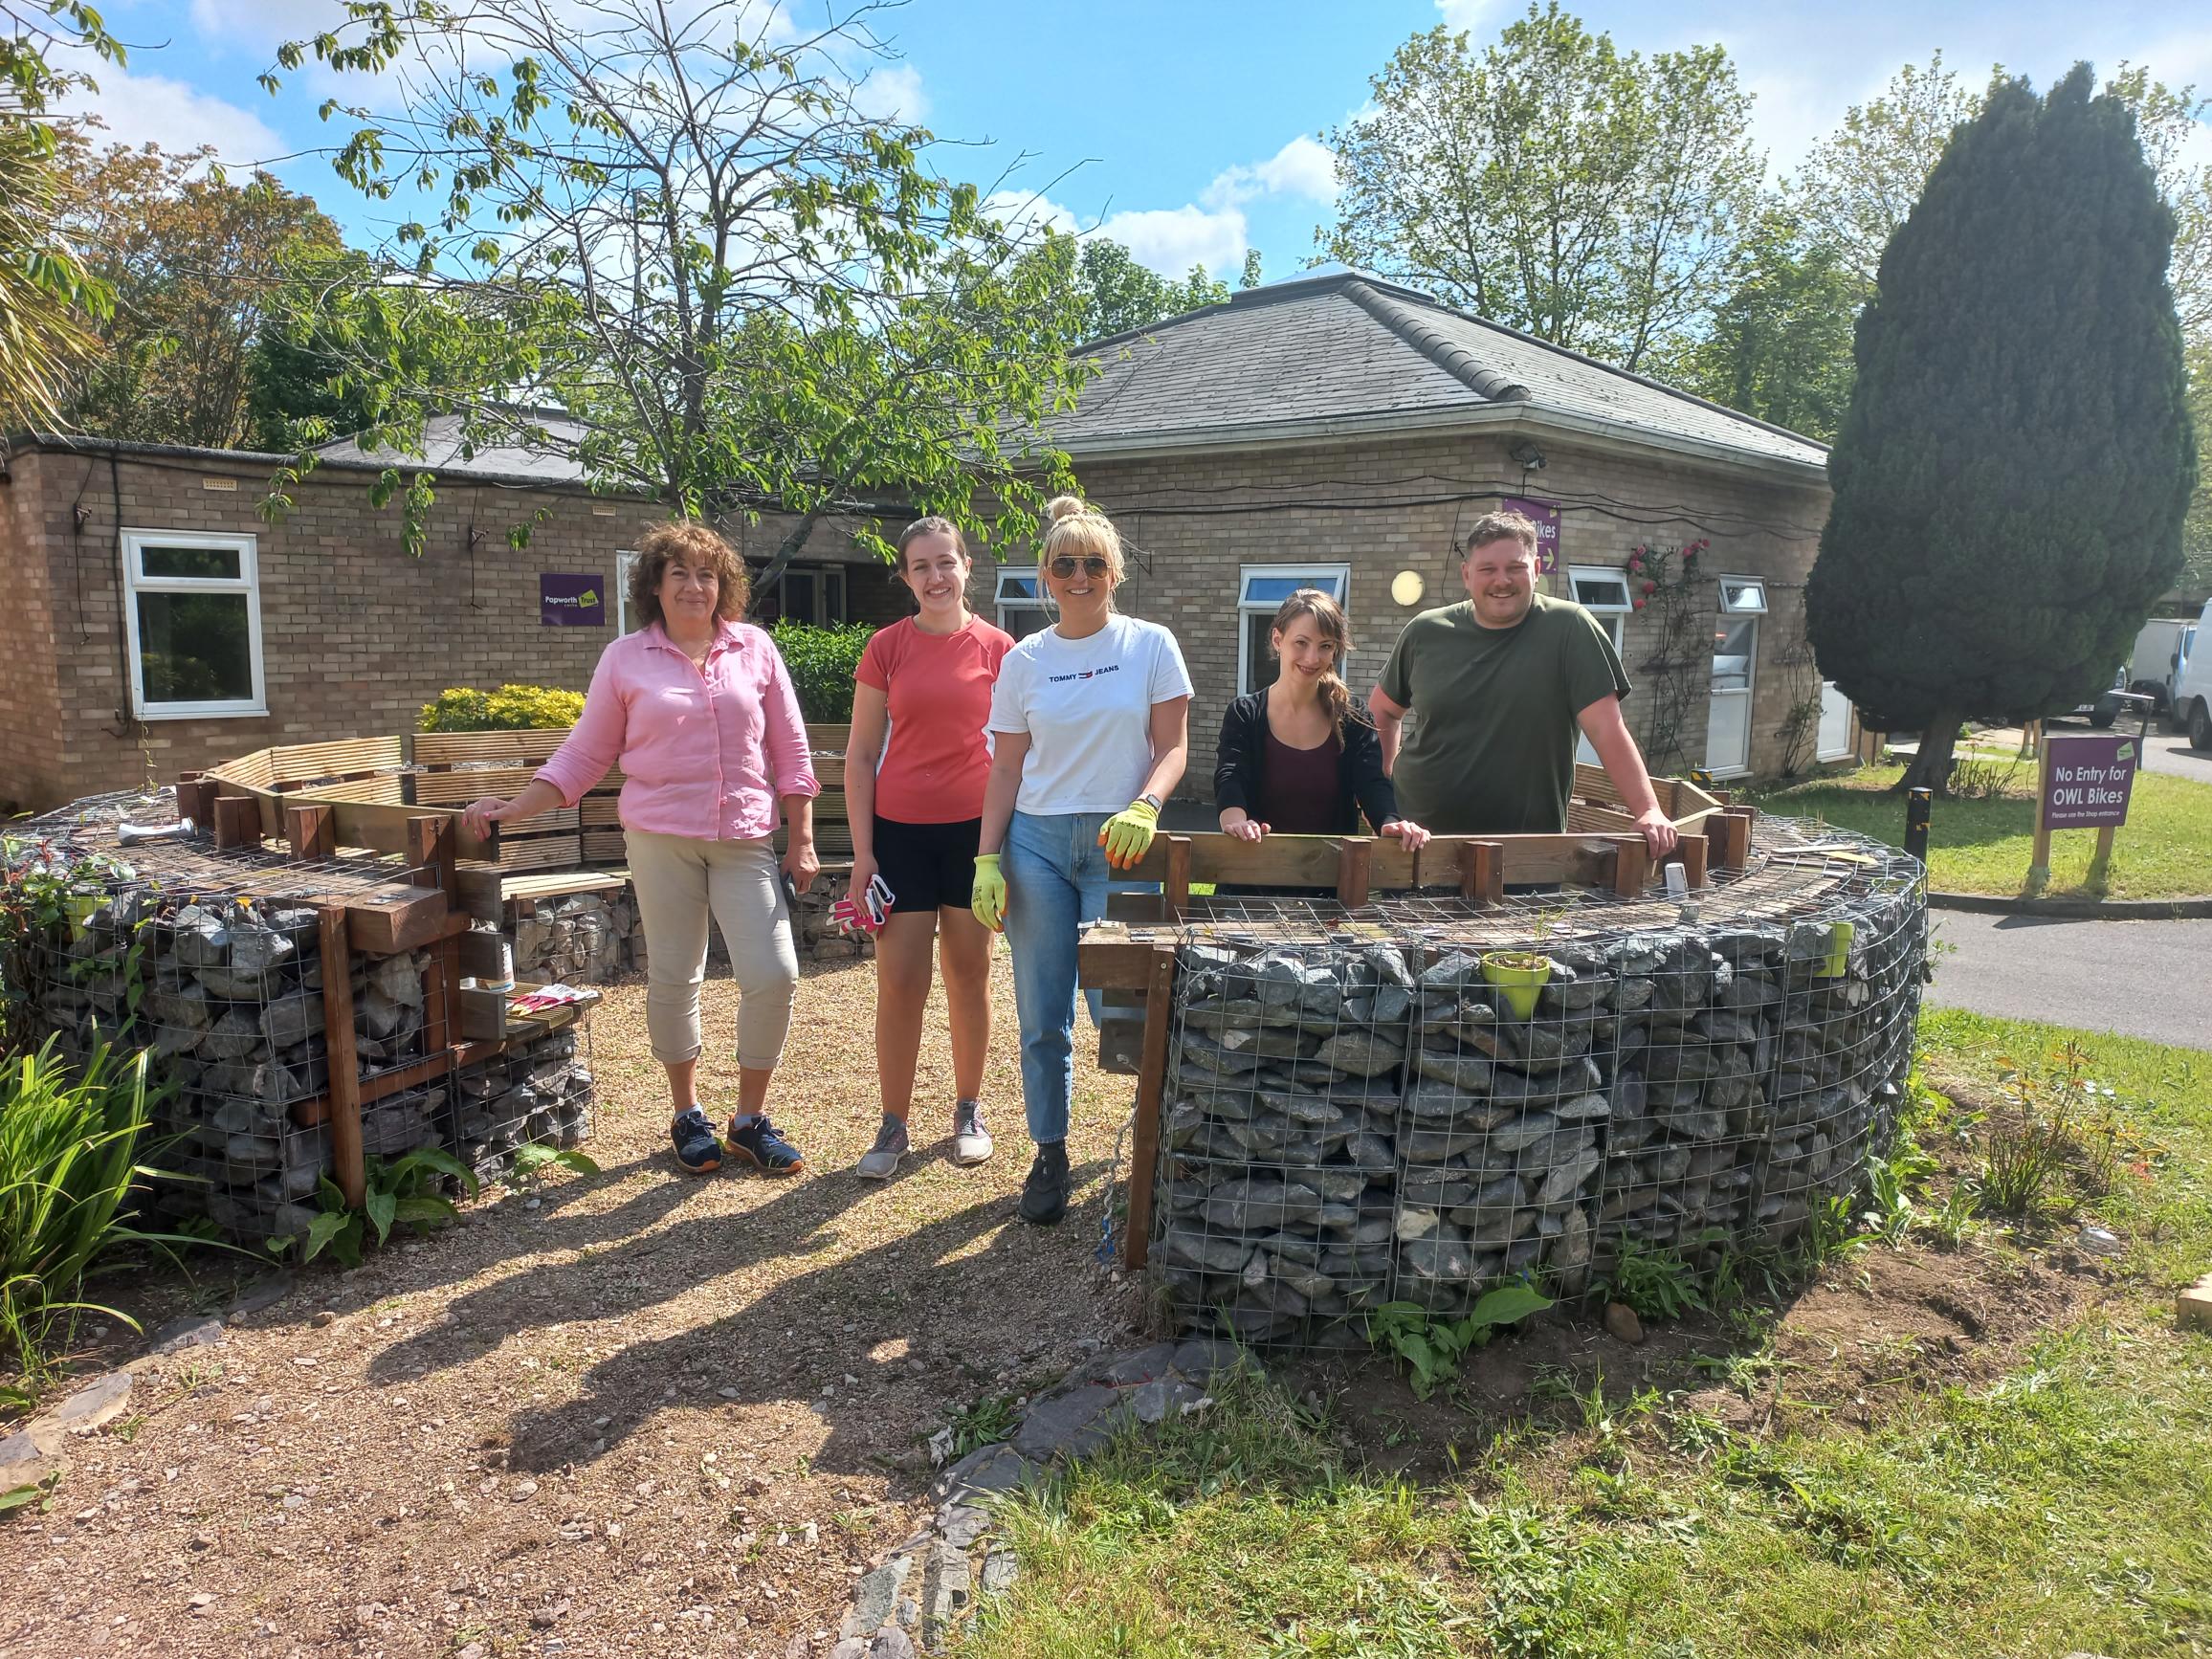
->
xmin=671 ymin=1108 xmax=721 ymax=1174
xmin=727 ymin=1114 xmax=807 ymax=1177
xmin=1018 ymin=1140 xmax=1070 ymax=1227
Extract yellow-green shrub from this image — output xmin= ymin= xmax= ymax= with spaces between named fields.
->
xmin=418 ymin=684 xmax=586 ymax=733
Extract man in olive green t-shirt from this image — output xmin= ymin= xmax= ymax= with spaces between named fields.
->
xmin=1368 ymin=512 xmax=1680 ymax=856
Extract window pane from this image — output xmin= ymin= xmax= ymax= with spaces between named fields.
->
xmin=1711 ymin=617 xmax=1757 ymax=690
xmin=1720 ymin=580 xmax=1766 ymax=614
xmin=825 ymin=569 xmax=846 ymax=624
xmin=139 ymin=591 xmax=253 ymax=703
xmin=140 ymin=543 xmax=241 ymax=581
xmin=782 ymin=572 xmax=818 ymax=626
xmin=1246 ymin=611 xmax=1280 ymax=693
xmin=1242 ymin=572 xmax=1344 ymax=604
xmin=1573 ymin=575 xmax=1630 ymax=609
xmin=998 ymin=573 xmax=1040 ymax=600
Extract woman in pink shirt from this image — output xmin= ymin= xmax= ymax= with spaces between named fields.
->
xmin=845 ymin=518 xmax=1013 ymax=1181
xmin=461 ymin=522 xmax=821 ymax=1178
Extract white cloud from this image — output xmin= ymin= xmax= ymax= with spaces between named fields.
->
xmin=1097 ymin=204 xmax=1250 ymax=278
xmin=851 ymin=61 xmax=927 ymax=122
xmin=1434 ymin=0 xmax=1496 ymax=33
xmin=63 ymin=66 xmax=286 ymax=165
xmin=1203 ymin=134 xmax=1338 ymax=209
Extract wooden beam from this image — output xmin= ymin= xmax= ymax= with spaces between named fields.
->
xmin=1335 ymin=836 xmax=1373 ymax=908
xmin=210 ymin=793 xmax=262 ymax=851
xmin=1458 ymin=840 xmax=1504 ymax=905
xmin=345 ymin=887 xmax=451 ymax=956
xmin=408 ymin=813 xmax=457 ymax=894
xmin=1611 ymin=834 xmax=1650 ymax=898
xmin=175 ymin=774 xmax=218 ymax=830
xmin=283 ymin=802 xmax=336 ymax=862
xmin=1163 ymin=835 xmax=1192 ymax=923
xmin=317 ymin=905 xmax=365 ymax=1210
xmin=1706 ymin=810 xmax=1751 ymax=873
xmin=1670 ymin=834 xmax=1710 ymax=891
xmin=1122 ymin=945 xmax=1177 ymax=1271
xmin=1078 ymin=929 xmax=1160 ymax=990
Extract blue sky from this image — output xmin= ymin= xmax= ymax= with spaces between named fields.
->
xmin=60 ymin=0 xmax=2212 ymax=280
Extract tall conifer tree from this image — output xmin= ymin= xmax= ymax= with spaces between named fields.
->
xmin=1807 ymin=64 xmax=2197 ymax=793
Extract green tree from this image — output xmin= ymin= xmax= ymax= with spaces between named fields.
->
xmin=1659 ymin=211 xmax=1859 ymax=441
xmin=1806 ymin=66 xmax=2198 ymax=795
xmin=1070 ymin=237 xmax=1228 ymax=340
xmin=261 ymin=0 xmax=1090 ymax=586
xmin=2184 ymin=338 xmax=2212 ymax=594
xmin=1323 ymin=3 xmax=1762 ymax=370
xmin=58 ymin=140 xmax=345 ymax=448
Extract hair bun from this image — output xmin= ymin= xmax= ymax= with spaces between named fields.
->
xmin=1042 ymin=495 xmax=1090 ymax=525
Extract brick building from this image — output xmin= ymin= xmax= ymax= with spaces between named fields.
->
xmin=979 ymin=269 xmax=1854 ymax=794
xmin=0 ymin=421 xmax=913 ymax=811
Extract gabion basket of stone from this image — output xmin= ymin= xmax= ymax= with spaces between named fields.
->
xmin=447 ymin=1026 xmax=594 ymax=1185
xmin=1151 ymin=866 xmax=1925 ymax=1348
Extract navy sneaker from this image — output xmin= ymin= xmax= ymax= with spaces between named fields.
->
xmin=727 ymin=1113 xmax=807 ymax=1177
xmin=1018 ymin=1140 xmax=1070 ymax=1226
xmin=671 ymin=1108 xmax=721 ymax=1174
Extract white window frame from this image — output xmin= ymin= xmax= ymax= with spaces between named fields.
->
xmin=1568 ymin=566 xmax=1631 ymax=653
xmin=1719 ymin=577 xmax=1768 ymax=617
xmin=1705 ymin=575 xmax=1767 ymax=779
xmin=1237 ymin=564 xmax=1352 ymax=697
xmin=995 ymin=567 xmax=1051 ymax=636
xmin=615 ymin=550 xmax=639 ymax=632
xmin=121 ymin=529 xmax=266 ymax=719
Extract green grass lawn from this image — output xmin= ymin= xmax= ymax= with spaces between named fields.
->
xmin=955 ymin=1011 xmax=2212 ymax=1658
xmin=1750 ymin=762 xmax=2212 ymax=899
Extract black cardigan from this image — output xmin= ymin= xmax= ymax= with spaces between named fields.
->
xmin=1213 ymin=689 xmax=1402 ymax=835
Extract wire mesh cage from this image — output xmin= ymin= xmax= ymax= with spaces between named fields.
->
xmin=449 ymin=1025 xmax=595 ymax=1186
xmin=1150 ymin=817 xmax=1927 ymax=1345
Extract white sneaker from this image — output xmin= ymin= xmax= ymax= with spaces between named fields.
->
xmin=855 ymin=1116 xmax=908 ymax=1181
xmin=951 ymin=1099 xmax=994 ymax=1166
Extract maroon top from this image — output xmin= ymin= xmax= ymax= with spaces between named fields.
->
xmin=1257 ymin=725 xmax=1343 ymax=834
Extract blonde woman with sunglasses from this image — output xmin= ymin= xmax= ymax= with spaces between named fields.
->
xmin=974 ymin=497 xmax=1191 ymax=1226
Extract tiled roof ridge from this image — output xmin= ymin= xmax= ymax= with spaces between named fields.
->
xmin=1339 ymin=278 xmax=1531 ymax=405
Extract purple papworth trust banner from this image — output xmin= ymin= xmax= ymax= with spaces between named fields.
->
xmin=2041 ymin=733 xmax=2138 ymax=830
xmin=1501 ymin=497 xmax=1559 ymax=574
xmin=540 ymin=572 xmax=608 ymax=627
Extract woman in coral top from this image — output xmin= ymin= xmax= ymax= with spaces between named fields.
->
xmin=460 ymin=522 xmax=820 ymax=1179
xmin=844 ymin=518 xmax=1014 ymax=1181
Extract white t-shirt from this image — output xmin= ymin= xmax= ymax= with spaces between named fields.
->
xmin=987 ymin=614 xmax=1194 ymax=815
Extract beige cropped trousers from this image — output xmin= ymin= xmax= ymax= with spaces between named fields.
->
xmin=624 ymin=830 xmax=799 ymax=1070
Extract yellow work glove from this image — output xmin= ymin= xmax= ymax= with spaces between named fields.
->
xmin=1097 ymin=799 xmax=1159 ymax=870
xmin=971 ymin=853 xmax=1006 ymax=933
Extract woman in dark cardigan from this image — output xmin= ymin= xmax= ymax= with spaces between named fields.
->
xmin=1214 ymin=588 xmax=1430 ymax=852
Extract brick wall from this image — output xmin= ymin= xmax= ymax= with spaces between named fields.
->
xmin=973 ymin=430 xmax=1837 ymax=802
xmin=2 ymin=446 xmax=902 ymax=810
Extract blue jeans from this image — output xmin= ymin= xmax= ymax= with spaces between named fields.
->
xmin=1003 ymin=809 xmax=1133 ymax=1145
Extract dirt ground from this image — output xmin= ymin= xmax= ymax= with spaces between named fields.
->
xmin=2 ymin=958 xmax=1148 ymax=1659
xmin=3 ymin=959 xmax=2115 ymax=1658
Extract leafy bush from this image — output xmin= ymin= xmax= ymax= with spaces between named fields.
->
xmin=768 ymin=621 xmax=874 ymax=725
xmin=273 ymin=1145 xmax=480 ymax=1268
xmin=419 ymin=683 xmax=586 ymax=732
xmin=1 ymin=1041 xmax=167 ymax=1381
xmin=1367 ymin=1283 xmax=1554 ymax=1400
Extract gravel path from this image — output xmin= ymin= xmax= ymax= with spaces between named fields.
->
xmin=2 ymin=957 xmax=1147 ymax=1658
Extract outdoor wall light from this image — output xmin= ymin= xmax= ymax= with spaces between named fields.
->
xmin=1510 ymin=440 xmax=1547 ymax=471
xmin=1391 ymin=569 xmax=1425 ymax=607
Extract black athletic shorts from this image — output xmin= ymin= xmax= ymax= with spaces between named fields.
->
xmin=872 ymin=815 xmax=983 ymax=913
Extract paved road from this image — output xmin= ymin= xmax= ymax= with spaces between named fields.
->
xmin=2041 ymin=716 xmax=2212 ymax=785
xmin=1926 ymin=909 xmax=2212 ymax=1050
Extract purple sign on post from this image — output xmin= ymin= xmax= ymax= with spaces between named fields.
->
xmin=541 ymin=573 xmax=607 ymax=627
xmin=2041 ymin=734 xmax=2137 ymax=830
xmin=1500 ymin=497 xmax=1559 ymax=574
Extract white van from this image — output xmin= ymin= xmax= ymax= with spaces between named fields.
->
xmin=2172 ymin=598 xmax=2212 ymax=749
xmin=2127 ymin=616 xmax=2194 ymax=715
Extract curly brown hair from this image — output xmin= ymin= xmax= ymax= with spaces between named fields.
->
xmin=627 ymin=521 xmax=750 ymax=630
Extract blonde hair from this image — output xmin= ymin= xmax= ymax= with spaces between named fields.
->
xmin=1270 ymin=588 xmax=1360 ymax=741
xmin=1038 ymin=495 xmax=1125 ymax=584
xmin=630 ymin=520 xmax=749 ymax=629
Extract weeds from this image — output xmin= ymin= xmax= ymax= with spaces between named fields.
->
xmin=499 ymin=1142 xmax=601 ymax=1193
xmin=950 ymin=1394 xmax=1020 ymax=1458
xmin=269 ymin=1145 xmax=480 ymax=1268
xmin=1366 ymin=1284 xmax=1553 ymax=1401
xmin=1982 ymin=1040 xmax=2108 ymax=1215
xmin=1594 ymin=1237 xmax=1709 ymax=1323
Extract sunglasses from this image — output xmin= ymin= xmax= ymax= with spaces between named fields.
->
xmin=1048 ymin=556 xmax=1112 ymax=579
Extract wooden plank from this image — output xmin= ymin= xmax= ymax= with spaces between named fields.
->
xmin=175 ymin=775 xmax=218 ymax=830
xmin=458 ymin=984 xmax=508 ymax=1041
xmin=811 ymin=755 xmax=847 ymax=790
xmin=411 ymin=767 xmax=540 ymax=806
xmin=1122 ymin=946 xmax=1178 ymax=1271
xmin=454 ymin=864 xmax=505 ymax=921
xmin=1707 ymin=810 xmax=1751 ymax=874
xmin=1459 ymin=840 xmax=1504 ymax=905
xmin=1105 ymin=890 xmax=1166 ymax=924
xmin=211 ymin=793 xmax=262 ymax=851
xmin=408 ymin=813 xmax=457 ymax=896
xmin=345 ymin=887 xmax=451 ymax=956
xmin=498 ymin=868 xmax=630 ymax=900
xmin=284 ymin=802 xmax=336 ymax=862
xmin=580 ymin=796 xmax=623 ymax=828
xmin=581 ymin=830 xmax=628 ymax=862
xmin=413 ymin=729 xmax=571 ymax=766
xmin=1077 ymin=929 xmax=1159 ymax=990
xmin=319 ymin=797 xmax=498 ymax=863
xmin=1611 ymin=834 xmax=1650 ymax=898
xmin=203 ymin=747 xmax=275 ymax=789
xmin=497 ymin=833 xmax=585 ymax=870
xmin=806 ymin=723 xmax=851 ymax=752
xmin=317 ymin=906 xmax=365 ymax=1210
xmin=1335 ymin=836 xmax=1372 ymax=907
xmin=1164 ymin=835 xmax=1193 ymax=922
xmin=457 ymin=929 xmax=507 ymax=979
xmin=1670 ymin=834 xmax=1710 ymax=890
xmin=265 ymin=736 xmax=406 ymax=786
xmin=1566 ymin=800 xmax=1639 ymax=834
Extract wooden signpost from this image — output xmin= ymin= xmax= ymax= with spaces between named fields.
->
xmin=2027 ymin=732 xmax=2139 ymax=895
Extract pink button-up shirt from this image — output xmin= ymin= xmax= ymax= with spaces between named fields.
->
xmin=536 ymin=621 xmax=820 ymax=841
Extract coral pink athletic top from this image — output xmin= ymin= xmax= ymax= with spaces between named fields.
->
xmin=855 ymin=615 xmax=1014 ymax=822
xmin=536 ymin=621 xmax=819 ymax=841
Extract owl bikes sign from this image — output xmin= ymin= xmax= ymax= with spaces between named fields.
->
xmin=2027 ymin=732 xmax=2138 ymax=893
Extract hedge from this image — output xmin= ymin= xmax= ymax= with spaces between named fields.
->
xmin=419 ymin=683 xmax=586 ymax=732
xmin=770 ymin=622 xmax=875 ymax=724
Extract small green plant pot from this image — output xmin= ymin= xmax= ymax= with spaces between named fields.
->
xmin=1480 ymin=950 xmax=1553 ymax=1021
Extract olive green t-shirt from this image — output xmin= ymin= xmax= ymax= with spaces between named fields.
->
xmin=1376 ymin=593 xmax=1631 ymax=834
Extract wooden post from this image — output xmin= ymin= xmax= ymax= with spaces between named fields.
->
xmin=407 ymin=814 xmax=456 ymax=893
xmin=2026 ymin=740 xmax=2054 ymax=896
xmin=210 ymin=794 xmax=261 ymax=851
xmin=284 ymin=802 xmax=336 ymax=862
xmin=1162 ymin=835 xmax=1193 ymax=924
xmin=1611 ymin=835 xmax=1649 ymax=898
xmin=1706 ymin=811 xmax=1751 ymax=874
xmin=175 ymin=773 xmax=218 ymax=830
xmin=2087 ymin=824 xmax=2117 ymax=895
xmin=407 ymin=814 xmax=460 ymax=1052
xmin=1669 ymin=834 xmax=1710 ymax=891
xmin=1335 ymin=836 xmax=1373 ymax=908
xmin=1122 ymin=945 xmax=1177 ymax=1270
xmin=317 ymin=905 xmax=365 ymax=1211
xmin=1458 ymin=840 xmax=1505 ymax=905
